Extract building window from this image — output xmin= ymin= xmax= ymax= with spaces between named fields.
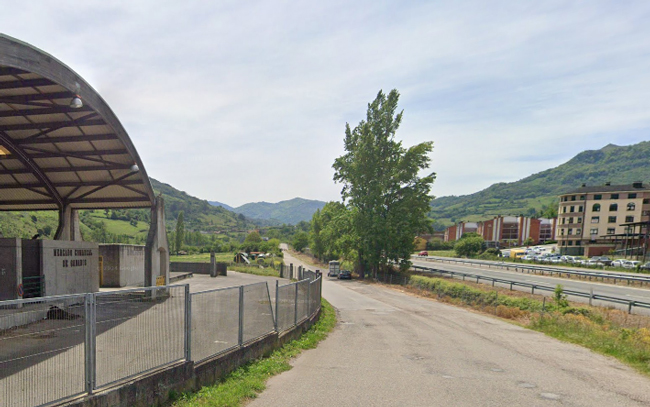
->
xmin=563 ymin=207 xmax=567 ymax=213
xmin=571 ymin=195 xmax=576 ymax=201
xmin=607 ymin=228 xmax=615 ymax=235
xmin=643 ymin=199 xmax=649 ymax=204
xmin=561 ymin=218 xmax=566 ymax=224
xmin=576 ymin=228 xmax=581 ymax=235
xmin=591 ymin=216 xmax=599 ymax=223
xmin=568 ymin=217 xmax=574 ymax=224
xmin=577 ymin=217 xmax=582 ymax=223
xmin=580 ymin=195 xmax=585 ymax=200
xmin=611 ymin=193 xmax=619 ymax=199
xmin=627 ymin=203 xmax=636 ymax=211
xmin=608 ymin=216 xmax=616 ymax=223
xmin=628 ymin=193 xmax=637 ymax=199
xmin=594 ymin=194 xmax=602 ymax=200
xmin=568 ymin=241 xmax=573 ymax=246
xmin=590 ymin=228 xmax=598 ymax=235
xmin=576 ymin=240 xmax=581 ymax=246
xmin=609 ymin=203 xmax=618 ymax=211
xmin=568 ymin=228 xmax=573 ymax=235
xmin=570 ymin=206 xmax=575 ymax=213
xmin=593 ymin=204 xmax=601 ymax=212
xmin=560 ymin=229 xmax=565 ymax=236
xmin=578 ymin=206 xmax=583 ymax=212
xmin=626 ymin=216 xmax=634 ymax=223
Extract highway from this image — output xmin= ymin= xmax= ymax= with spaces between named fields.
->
xmin=248 ymin=250 xmax=650 ymax=407
xmin=411 ymin=257 xmax=650 ymax=315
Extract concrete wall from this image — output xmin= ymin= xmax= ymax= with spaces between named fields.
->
xmin=41 ymin=240 xmax=99 ymax=296
xmin=170 ymin=262 xmax=213 ymax=274
xmin=0 ymin=238 xmax=21 ymax=301
xmin=65 ymin=309 xmax=321 ymax=407
xmin=99 ymin=244 xmax=145 ymax=287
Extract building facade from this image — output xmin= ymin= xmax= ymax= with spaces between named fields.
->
xmin=444 ymin=216 xmax=556 ymax=247
xmin=557 ymin=182 xmax=650 ymax=257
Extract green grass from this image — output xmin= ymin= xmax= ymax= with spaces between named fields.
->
xmin=170 ymin=252 xmax=234 ymax=263
xmin=171 ymin=299 xmax=336 ymax=407
xmin=407 ymin=274 xmax=650 ymax=376
xmin=424 ymin=250 xmax=456 ymax=257
xmin=229 ymin=265 xmax=281 ymax=278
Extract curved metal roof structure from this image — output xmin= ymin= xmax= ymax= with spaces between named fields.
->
xmin=0 ymin=34 xmax=154 ymax=211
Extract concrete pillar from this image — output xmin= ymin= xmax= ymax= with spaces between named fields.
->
xmin=54 ymin=206 xmax=82 ymax=241
xmin=0 ymin=238 xmax=22 ymax=301
xmin=210 ymin=251 xmax=217 ymax=277
xmin=145 ymin=195 xmax=170 ymax=287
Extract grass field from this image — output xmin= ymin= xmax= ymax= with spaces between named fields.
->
xmin=170 ymin=252 xmax=234 ymax=263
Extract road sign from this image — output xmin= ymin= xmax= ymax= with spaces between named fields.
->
xmin=17 ymin=283 xmax=24 ymax=297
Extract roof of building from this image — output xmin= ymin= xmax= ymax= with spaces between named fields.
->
xmin=0 ymin=34 xmax=154 ymax=211
xmin=561 ymin=182 xmax=650 ymax=195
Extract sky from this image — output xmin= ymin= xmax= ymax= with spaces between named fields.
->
xmin=1 ymin=1 xmax=650 ymax=207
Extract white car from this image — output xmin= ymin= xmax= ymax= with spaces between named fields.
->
xmin=610 ymin=260 xmax=626 ymax=267
xmin=622 ymin=261 xmax=640 ymax=269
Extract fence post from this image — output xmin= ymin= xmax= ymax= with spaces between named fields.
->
xmin=290 ymin=263 xmax=294 ymax=280
xmin=294 ymin=282 xmax=299 ymax=326
xmin=589 ymin=288 xmax=593 ymax=306
xmin=184 ymin=284 xmax=192 ymax=361
xmin=84 ymin=293 xmax=96 ymax=394
xmin=275 ymin=280 xmax=279 ymax=332
xmin=306 ymin=280 xmax=311 ymax=317
xmin=238 ymin=285 xmax=244 ymax=345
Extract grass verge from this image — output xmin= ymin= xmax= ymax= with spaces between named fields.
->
xmin=228 ymin=265 xmax=280 ymax=278
xmin=170 ymin=299 xmax=336 ymax=407
xmin=401 ymin=274 xmax=650 ymax=376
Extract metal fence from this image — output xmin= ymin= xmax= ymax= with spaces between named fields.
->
xmin=0 ymin=274 xmax=322 ymax=407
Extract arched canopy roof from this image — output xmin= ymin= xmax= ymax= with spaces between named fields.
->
xmin=0 ymin=34 xmax=154 ymax=211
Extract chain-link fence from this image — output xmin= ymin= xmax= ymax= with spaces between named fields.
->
xmin=0 ymin=273 xmax=322 ymax=407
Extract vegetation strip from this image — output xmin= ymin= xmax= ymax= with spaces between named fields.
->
xmin=170 ymin=299 xmax=336 ymax=407
xmin=403 ymin=275 xmax=650 ymax=376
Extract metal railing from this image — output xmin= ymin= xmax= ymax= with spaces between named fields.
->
xmin=0 ymin=274 xmax=322 ymax=407
xmin=410 ymin=264 xmax=650 ymax=314
xmin=419 ymin=256 xmax=650 ymax=285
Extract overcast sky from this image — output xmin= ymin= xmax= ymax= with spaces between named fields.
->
xmin=2 ymin=1 xmax=650 ymax=207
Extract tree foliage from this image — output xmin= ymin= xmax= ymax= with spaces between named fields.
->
xmin=292 ymin=231 xmax=310 ymax=252
xmin=454 ymin=235 xmax=484 ymax=257
xmin=175 ymin=211 xmax=185 ymax=254
xmin=332 ymin=89 xmax=435 ymax=275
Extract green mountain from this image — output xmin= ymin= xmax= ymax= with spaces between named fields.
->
xmin=0 ymin=178 xmax=257 ymax=242
xmin=430 ymin=141 xmax=650 ymax=229
xmin=228 ymin=198 xmax=327 ymax=225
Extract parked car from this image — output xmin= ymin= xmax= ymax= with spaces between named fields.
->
xmin=640 ymin=262 xmax=650 ymax=272
xmin=592 ymin=256 xmax=613 ymax=266
xmin=623 ymin=260 xmax=640 ymax=269
xmin=610 ymin=259 xmax=626 ymax=268
xmin=338 ymin=270 xmax=352 ymax=280
xmin=418 ymin=251 xmax=429 ymax=256
xmin=584 ymin=259 xmax=604 ymax=267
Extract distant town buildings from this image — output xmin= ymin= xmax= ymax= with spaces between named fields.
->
xmin=556 ymin=182 xmax=650 ymax=257
xmin=444 ymin=216 xmax=557 ymax=248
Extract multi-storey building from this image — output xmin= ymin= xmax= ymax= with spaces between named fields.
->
xmin=557 ymin=182 xmax=650 ymax=256
xmin=444 ymin=216 xmax=556 ymax=247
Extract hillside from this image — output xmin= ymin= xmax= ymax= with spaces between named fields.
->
xmin=208 ymin=201 xmax=234 ymax=211
xmin=225 ymin=198 xmax=327 ymax=225
xmin=430 ymin=141 xmax=650 ymax=229
xmin=0 ymin=178 xmax=257 ymax=242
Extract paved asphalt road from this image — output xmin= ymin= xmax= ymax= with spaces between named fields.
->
xmin=411 ymin=257 xmax=650 ymax=315
xmin=249 ymin=250 xmax=650 ymax=407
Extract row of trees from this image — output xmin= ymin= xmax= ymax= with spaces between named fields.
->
xmin=304 ymin=90 xmax=435 ymax=278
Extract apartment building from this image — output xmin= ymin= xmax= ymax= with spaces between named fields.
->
xmin=557 ymin=182 xmax=650 ymax=256
xmin=444 ymin=216 xmax=556 ymax=247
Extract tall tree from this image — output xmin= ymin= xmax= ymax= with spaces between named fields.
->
xmin=175 ymin=211 xmax=184 ymax=254
xmin=333 ymin=89 xmax=435 ymax=277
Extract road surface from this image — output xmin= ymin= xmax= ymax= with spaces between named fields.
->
xmin=411 ymin=257 xmax=650 ymax=314
xmin=249 ymin=250 xmax=650 ymax=407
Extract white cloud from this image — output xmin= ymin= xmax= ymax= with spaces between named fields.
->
xmin=1 ymin=0 xmax=650 ymax=206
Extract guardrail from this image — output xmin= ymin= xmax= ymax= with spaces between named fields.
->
xmin=417 ymin=256 xmax=650 ymax=285
xmin=0 ymin=273 xmax=323 ymax=407
xmin=409 ymin=264 xmax=650 ymax=315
